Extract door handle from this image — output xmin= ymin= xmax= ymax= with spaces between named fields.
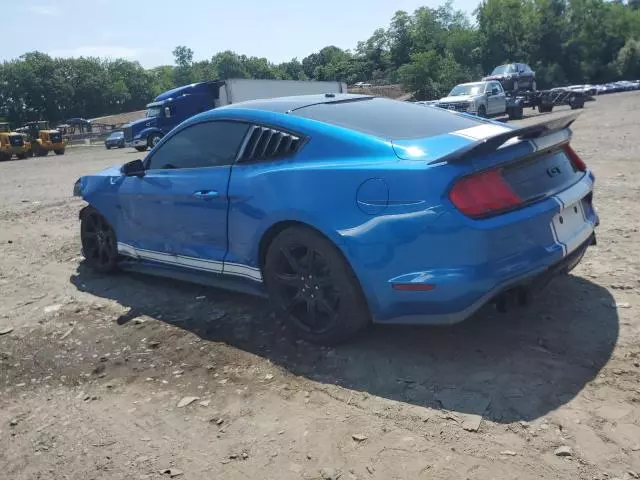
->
xmin=193 ymin=190 xmax=219 ymax=200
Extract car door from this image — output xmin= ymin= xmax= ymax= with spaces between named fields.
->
xmin=493 ymin=82 xmax=506 ymax=113
xmin=116 ymin=120 xmax=250 ymax=271
xmin=485 ymin=83 xmax=497 ymax=115
xmin=515 ymin=64 xmax=526 ymax=87
xmin=523 ymin=64 xmax=535 ymax=88
xmin=485 ymin=82 xmax=501 ymax=115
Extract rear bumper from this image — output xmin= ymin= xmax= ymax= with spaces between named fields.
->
xmin=365 ymin=172 xmax=598 ymax=325
xmin=382 ymin=232 xmax=595 ymax=325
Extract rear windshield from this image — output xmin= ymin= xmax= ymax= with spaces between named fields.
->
xmin=291 ymin=97 xmax=482 ymax=140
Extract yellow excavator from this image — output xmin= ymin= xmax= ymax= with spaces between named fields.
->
xmin=0 ymin=122 xmax=29 ymax=160
xmin=23 ymin=121 xmax=66 ymax=156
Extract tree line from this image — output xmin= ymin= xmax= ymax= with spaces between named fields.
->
xmin=1 ymin=0 xmax=638 ymax=125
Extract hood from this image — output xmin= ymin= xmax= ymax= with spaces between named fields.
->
xmin=125 ymin=116 xmax=157 ymax=130
xmin=438 ymin=95 xmax=476 ymax=103
xmin=91 ymin=165 xmax=125 ymax=177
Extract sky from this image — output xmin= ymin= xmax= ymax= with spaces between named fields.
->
xmin=4 ymin=0 xmax=480 ymax=68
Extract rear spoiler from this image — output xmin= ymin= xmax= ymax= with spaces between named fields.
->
xmin=430 ymin=112 xmax=580 ymax=165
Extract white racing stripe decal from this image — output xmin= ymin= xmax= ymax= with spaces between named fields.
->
xmin=223 ymin=263 xmax=263 ymax=281
xmin=530 ymin=129 xmax=570 ymax=152
xmin=554 ymin=177 xmax=591 ymax=209
xmin=451 ymin=123 xmax=512 ymax=141
xmin=116 ymin=243 xmax=262 ymax=282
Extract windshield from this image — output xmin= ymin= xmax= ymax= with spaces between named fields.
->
xmin=108 ymin=132 xmax=123 ymax=139
xmin=146 ymin=107 xmax=162 ymax=118
xmin=492 ymin=64 xmax=516 ymax=75
xmin=448 ymin=84 xmax=484 ymax=96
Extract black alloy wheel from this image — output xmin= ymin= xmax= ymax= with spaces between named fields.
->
xmin=264 ymin=226 xmax=370 ymax=344
xmin=81 ymin=208 xmax=119 ymax=273
xmin=272 ymin=244 xmax=339 ymax=335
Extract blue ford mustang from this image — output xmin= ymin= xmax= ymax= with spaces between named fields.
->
xmin=74 ymin=94 xmax=598 ymax=344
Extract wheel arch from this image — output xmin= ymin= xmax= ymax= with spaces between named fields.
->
xmin=137 ymin=126 xmax=163 ymax=141
xmin=257 ymin=219 xmax=374 ymax=328
xmin=258 ymin=220 xmax=331 ymax=271
xmin=257 ymin=220 xmax=362 ymax=293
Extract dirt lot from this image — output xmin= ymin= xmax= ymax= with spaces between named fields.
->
xmin=1 ymin=92 xmax=639 ymax=480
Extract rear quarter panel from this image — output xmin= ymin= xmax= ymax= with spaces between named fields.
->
xmin=224 ymin=114 xmax=465 ymax=314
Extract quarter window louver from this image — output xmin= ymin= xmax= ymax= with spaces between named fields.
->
xmin=240 ymin=126 xmax=301 ymax=161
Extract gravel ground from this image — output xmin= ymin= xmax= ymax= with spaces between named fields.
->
xmin=1 ymin=93 xmax=639 ymax=480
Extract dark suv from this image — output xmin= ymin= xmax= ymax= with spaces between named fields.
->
xmin=483 ymin=63 xmax=536 ymax=92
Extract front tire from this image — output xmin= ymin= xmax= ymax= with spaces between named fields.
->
xmin=80 ymin=207 xmax=119 ymax=273
xmin=477 ymin=105 xmax=487 ymax=118
xmin=264 ymin=226 xmax=370 ymax=345
xmin=135 ymin=146 xmax=147 ymax=153
xmin=147 ymin=133 xmax=162 ymax=150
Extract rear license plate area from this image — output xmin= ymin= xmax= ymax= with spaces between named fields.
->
xmin=551 ymin=200 xmax=588 ymax=251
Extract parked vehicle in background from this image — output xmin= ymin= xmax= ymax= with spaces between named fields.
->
xmin=123 ymin=79 xmax=348 ymax=152
xmin=483 ymin=63 xmax=536 ymax=92
xmin=0 ymin=123 xmax=29 ymax=160
xmin=353 ymin=82 xmax=373 ymax=88
xmin=74 ymin=94 xmax=597 ymax=344
xmin=20 ymin=121 xmax=66 ymax=156
xmin=436 ymin=81 xmax=523 ymax=119
xmin=104 ymin=131 xmax=125 ymax=149
xmin=566 ymin=85 xmax=597 ymax=96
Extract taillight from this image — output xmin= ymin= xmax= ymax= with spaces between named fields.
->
xmin=449 ymin=168 xmax=522 ymax=218
xmin=565 ymin=145 xmax=587 ymax=172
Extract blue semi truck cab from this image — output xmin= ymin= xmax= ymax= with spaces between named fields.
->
xmin=124 ymin=81 xmax=219 ymax=151
xmin=123 ymin=78 xmax=347 ymax=151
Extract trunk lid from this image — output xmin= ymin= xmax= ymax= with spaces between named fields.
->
xmin=392 ymin=113 xmax=585 ymax=213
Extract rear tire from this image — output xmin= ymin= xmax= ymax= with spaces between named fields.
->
xmin=264 ymin=226 xmax=370 ymax=345
xmin=507 ymin=106 xmax=524 ymax=120
xmin=80 ymin=207 xmax=119 ymax=274
xmin=570 ymin=96 xmax=585 ymax=109
xmin=38 ymin=149 xmax=48 ymax=156
xmin=54 ymin=149 xmax=65 ymax=155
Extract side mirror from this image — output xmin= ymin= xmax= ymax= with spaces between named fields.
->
xmin=121 ymin=159 xmax=145 ymax=177
xmin=164 ymin=107 xmax=171 ymax=118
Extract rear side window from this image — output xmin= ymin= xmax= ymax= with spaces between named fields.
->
xmin=291 ymin=98 xmax=483 ymax=140
xmin=147 ymin=121 xmax=249 ymax=170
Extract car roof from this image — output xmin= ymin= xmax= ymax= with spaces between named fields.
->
xmin=221 ymin=93 xmax=372 ymax=114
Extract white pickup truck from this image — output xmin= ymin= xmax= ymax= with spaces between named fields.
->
xmin=436 ymin=81 xmax=523 ymax=120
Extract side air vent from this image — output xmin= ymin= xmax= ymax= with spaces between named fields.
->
xmin=239 ymin=126 xmax=301 ymax=162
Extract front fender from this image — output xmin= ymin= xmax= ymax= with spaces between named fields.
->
xmin=136 ymin=127 xmax=163 ymax=141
